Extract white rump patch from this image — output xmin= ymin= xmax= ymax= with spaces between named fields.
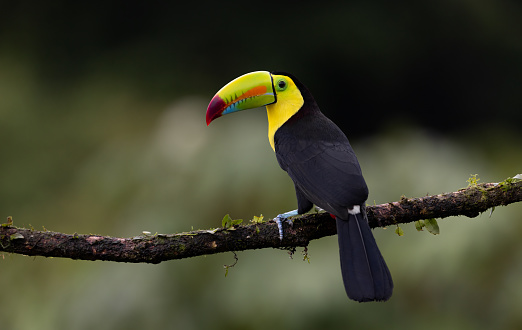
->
xmin=348 ymin=205 xmax=361 ymax=215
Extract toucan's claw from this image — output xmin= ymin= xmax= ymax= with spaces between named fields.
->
xmin=274 ymin=216 xmax=284 ymax=241
xmin=274 ymin=209 xmax=298 ymax=240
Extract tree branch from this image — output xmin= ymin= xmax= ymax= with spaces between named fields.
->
xmin=1 ymin=180 xmax=521 ymax=263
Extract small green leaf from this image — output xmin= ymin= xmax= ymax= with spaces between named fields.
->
xmin=231 ymin=219 xmax=243 ymax=226
xmin=222 ymin=214 xmax=232 ymax=228
xmin=415 ymin=220 xmax=425 ymax=231
xmin=395 ymin=225 xmax=404 ymax=236
xmin=222 ymin=214 xmax=242 ymax=229
xmin=424 ymin=218 xmax=440 ymax=235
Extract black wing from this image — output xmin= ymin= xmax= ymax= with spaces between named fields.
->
xmin=275 ymin=113 xmax=368 ymax=220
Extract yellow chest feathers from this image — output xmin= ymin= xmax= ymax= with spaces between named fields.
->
xmin=265 ymin=75 xmax=304 ymax=151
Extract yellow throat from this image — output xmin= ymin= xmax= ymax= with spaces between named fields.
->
xmin=266 ymin=74 xmax=304 ymax=151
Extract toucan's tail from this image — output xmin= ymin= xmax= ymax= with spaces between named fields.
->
xmin=336 ymin=208 xmax=393 ymax=302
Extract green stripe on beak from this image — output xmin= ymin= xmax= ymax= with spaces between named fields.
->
xmin=206 ymin=71 xmax=276 ymax=125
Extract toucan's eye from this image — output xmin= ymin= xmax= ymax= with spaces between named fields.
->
xmin=277 ymin=79 xmax=287 ymax=91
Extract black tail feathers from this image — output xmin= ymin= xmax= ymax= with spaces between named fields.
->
xmin=336 ymin=209 xmax=393 ymax=302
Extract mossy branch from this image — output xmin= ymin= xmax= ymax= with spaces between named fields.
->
xmin=1 ymin=180 xmax=521 ymax=263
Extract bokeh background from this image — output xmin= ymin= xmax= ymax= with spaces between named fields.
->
xmin=1 ymin=1 xmax=521 ymax=329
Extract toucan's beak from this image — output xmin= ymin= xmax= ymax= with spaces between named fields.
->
xmin=206 ymin=71 xmax=276 ymax=125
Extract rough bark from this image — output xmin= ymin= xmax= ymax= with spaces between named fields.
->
xmin=1 ymin=180 xmax=521 ymax=263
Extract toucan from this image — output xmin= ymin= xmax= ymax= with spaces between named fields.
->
xmin=206 ymin=71 xmax=393 ymax=302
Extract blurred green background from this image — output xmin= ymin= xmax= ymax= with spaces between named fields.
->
xmin=1 ymin=1 xmax=521 ymax=329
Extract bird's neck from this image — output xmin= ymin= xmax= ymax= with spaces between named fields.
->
xmin=266 ymin=96 xmax=304 ymax=151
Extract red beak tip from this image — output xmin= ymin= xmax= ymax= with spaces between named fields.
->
xmin=206 ymin=95 xmax=226 ymax=126
xmin=206 ymin=112 xmax=219 ymax=126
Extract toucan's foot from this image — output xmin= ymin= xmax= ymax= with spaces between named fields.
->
xmin=274 ymin=209 xmax=298 ymax=240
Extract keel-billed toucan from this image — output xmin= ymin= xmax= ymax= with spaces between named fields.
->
xmin=206 ymin=71 xmax=393 ymax=302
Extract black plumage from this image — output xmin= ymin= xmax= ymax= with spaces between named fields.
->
xmin=272 ymin=72 xmax=393 ymax=302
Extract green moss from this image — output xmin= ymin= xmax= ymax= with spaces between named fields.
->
xmin=250 ymin=214 xmax=265 ymax=224
xmin=467 ymin=174 xmax=480 ymax=187
xmin=497 ymin=175 xmax=521 ymax=192
xmin=1 ymin=216 xmax=13 ymax=227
